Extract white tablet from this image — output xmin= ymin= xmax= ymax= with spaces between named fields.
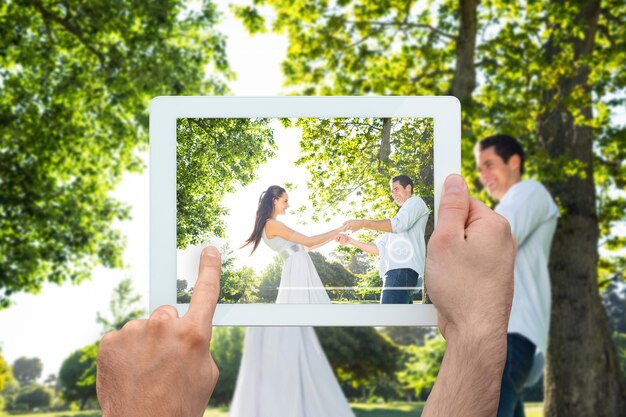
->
xmin=150 ymin=96 xmax=460 ymax=326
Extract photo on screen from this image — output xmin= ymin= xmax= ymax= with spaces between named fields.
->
xmin=175 ymin=117 xmax=434 ymax=305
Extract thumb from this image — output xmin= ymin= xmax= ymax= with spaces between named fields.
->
xmin=435 ymin=174 xmax=470 ymax=242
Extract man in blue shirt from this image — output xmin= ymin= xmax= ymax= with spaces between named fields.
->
xmin=340 ymin=175 xmax=430 ymax=304
xmin=475 ymin=134 xmax=558 ymax=417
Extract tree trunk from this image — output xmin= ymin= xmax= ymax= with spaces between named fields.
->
xmin=450 ymin=0 xmax=479 ymax=101
xmin=378 ymin=117 xmax=391 ymax=163
xmin=425 ymin=0 xmax=479 ymax=304
xmin=537 ymin=1 xmax=626 ymax=415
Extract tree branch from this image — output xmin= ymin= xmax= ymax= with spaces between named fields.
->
xmin=31 ymin=0 xmax=106 ymax=63
xmin=345 ymin=19 xmax=455 ymax=40
xmin=410 ymin=68 xmax=455 ymax=84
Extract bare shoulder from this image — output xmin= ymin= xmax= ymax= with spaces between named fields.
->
xmin=264 ymin=218 xmax=284 ymax=239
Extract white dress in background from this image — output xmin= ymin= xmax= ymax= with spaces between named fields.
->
xmin=228 ymin=230 xmax=354 ymax=417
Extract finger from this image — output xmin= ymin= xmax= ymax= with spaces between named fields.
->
xmin=150 ymin=305 xmax=179 ymax=321
xmin=434 ymin=174 xmax=470 ymax=242
xmin=466 ymin=197 xmax=498 ymax=228
xmin=185 ymin=246 xmax=221 ymax=325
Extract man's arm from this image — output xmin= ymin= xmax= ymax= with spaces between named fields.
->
xmin=336 ymin=233 xmax=379 ymax=256
xmin=496 ymin=180 xmax=558 ymax=246
xmin=423 ymin=174 xmax=515 ymax=417
xmin=343 ymin=197 xmax=429 ymax=233
xmin=343 ymin=218 xmax=392 ymax=233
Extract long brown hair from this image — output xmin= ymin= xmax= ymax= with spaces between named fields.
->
xmin=242 ymin=185 xmax=286 ymax=254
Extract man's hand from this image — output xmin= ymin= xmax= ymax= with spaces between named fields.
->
xmin=97 ymin=246 xmax=221 ymax=417
xmin=422 ymin=174 xmax=515 ymax=417
xmin=335 ymin=233 xmax=351 ymax=244
xmin=342 ymin=219 xmax=364 ymax=232
xmin=426 ymin=174 xmax=515 ymax=341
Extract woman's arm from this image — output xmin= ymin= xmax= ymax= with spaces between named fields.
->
xmin=265 ymin=219 xmax=342 ymax=248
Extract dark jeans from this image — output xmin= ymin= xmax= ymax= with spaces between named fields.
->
xmin=380 ymin=268 xmax=419 ymax=304
xmin=497 ymin=333 xmax=537 ymax=417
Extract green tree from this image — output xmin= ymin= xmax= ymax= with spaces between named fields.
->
xmin=217 ymin=244 xmax=261 ymax=303
xmin=43 ymin=373 xmax=61 ymax=395
xmin=96 ymin=277 xmax=145 ymax=333
xmin=177 ymin=279 xmax=192 ymax=304
xmin=236 ymin=0 xmax=626 ymax=413
xmin=346 ymin=251 xmax=371 ymax=275
xmin=379 ymin=326 xmax=435 ymax=347
xmin=12 ymin=357 xmax=43 ymax=386
xmin=58 ymin=343 xmax=97 ymax=410
xmin=0 ymin=349 xmax=13 ymax=411
xmin=0 ymin=0 xmax=231 ymax=308
xmin=293 ymin=117 xmax=434 ymax=223
xmin=257 ymin=255 xmax=284 ymax=303
xmin=1 ymin=379 xmax=20 ymax=412
xmin=176 ymin=118 xmax=276 ymax=248
xmin=14 ymin=384 xmax=52 ymax=411
xmin=397 ymin=335 xmax=446 ymax=401
xmin=354 ymin=267 xmax=383 ymax=302
xmin=316 ymin=327 xmax=401 ymax=399
xmin=0 ymin=349 xmax=12 ymax=391
xmin=309 ymin=251 xmax=359 ymax=302
xmin=209 ymin=327 xmax=245 ymax=406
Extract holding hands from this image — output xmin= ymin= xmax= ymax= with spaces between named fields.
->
xmin=342 ymin=219 xmax=364 ymax=232
xmin=335 ymin=232 xmax=352 ymax=245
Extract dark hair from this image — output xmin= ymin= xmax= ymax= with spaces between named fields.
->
xmin=391 ymin=175 xmax=414 ymax=194
xmin=242 ymin=185 xmax=286 ymax=254
xmin=477 ymin=134 xmax=525 ymax=175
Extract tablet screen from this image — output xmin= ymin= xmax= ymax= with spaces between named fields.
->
xmin=175 ymin=117 xmax=433 ymax=305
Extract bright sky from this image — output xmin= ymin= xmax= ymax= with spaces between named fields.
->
xmin=0 ymin=0 xmax=289 ymax=381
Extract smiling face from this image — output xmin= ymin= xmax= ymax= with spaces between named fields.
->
xmin=272 ymin=192 xmax=289 ymax=216
xmin=475 ymin=146 xmax=521 ymax=201
xmin=390 ymin=180 xmax=412 ymax=207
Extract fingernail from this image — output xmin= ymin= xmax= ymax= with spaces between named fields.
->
xmin=202 ymin=246 xmax=220 ymax=258
xmin=444 ymin=174 xmax=464 ymax=194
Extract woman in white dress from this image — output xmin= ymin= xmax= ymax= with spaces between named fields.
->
xmin=229 ymin=185 xmax=354 ymax=417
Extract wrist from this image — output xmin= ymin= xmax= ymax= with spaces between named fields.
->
xmin=423 ymin=328 xmax=506 ymax=417
xmin=444 ymin=324 xmax=508 ymax=374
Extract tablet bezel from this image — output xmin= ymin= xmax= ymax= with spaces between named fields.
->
xmin=150 ymin=96 xmax=460 ymax=326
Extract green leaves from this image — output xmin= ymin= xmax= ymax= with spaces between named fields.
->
xmin=397 ymin=335 xmax=446 ymax=400
xmin=95 ymin=277 xmax=145 ymax=333
xmin=176 ymin=118 xmax=276 ymax=248
xmin=295 ymin=117 xmax=433 ymax=222
xmin=0 ymin=0 xmax=230 ymax=308
xmin=58 ymin=342 xmax=98 ymax=408
xmin=242 ymin=0 xmax=626 ymax=289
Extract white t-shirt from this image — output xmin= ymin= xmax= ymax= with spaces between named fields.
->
xmin=375 ymin=196 xmax=430 ymax=279
xmin=495 ymin=179 xmax=559 ymax=385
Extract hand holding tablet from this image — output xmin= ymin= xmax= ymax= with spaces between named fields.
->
xmin=97 ymin=247 xmax=221 ymax=417
xmin=97 ymin=174 xmax=515 ymax=416
xmin=422 ymin=174 xmax=515 ymax=417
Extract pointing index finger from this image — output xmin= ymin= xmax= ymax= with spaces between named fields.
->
xmin=185 ymin=246 xmax=221 ymax=325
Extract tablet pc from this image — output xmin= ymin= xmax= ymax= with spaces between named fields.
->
xmin=150 ymin=96 xmax=460 ymax=326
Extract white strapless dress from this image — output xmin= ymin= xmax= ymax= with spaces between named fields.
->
xmin=228 ymin=230 xmax=354 ymax=417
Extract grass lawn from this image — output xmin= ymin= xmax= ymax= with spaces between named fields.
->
xmin=0 ymin=402 xmax=544 ymax=417
xmin=351 ymin=402 xmax=425 ymax=416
